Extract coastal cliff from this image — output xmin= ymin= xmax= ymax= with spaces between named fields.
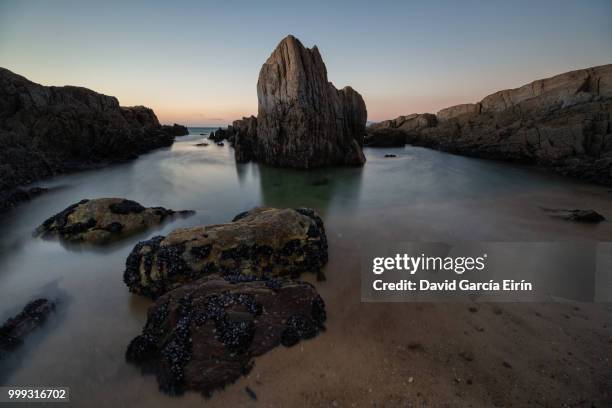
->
xmin=0 ymin=67 xmax=186 ymax=211
xmin=368 ymin=64 xmax=612 ymax=185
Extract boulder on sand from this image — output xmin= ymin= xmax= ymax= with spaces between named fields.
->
xmin=36 ymin=198 xmax=192 ymax=244
xmin=123 ymin=207 xmax=328 ymax=299
xmin=126 ymin=274 xmax=326 ymax=395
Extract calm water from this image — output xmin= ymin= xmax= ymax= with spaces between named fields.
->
xmin=1 ymin=127 xmax=611 ymax=406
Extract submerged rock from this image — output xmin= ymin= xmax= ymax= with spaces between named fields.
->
xmin=123 ymin=207 xmax=328 ymax=299
xmin=126 ymin=274 xmax=326 ymax=395
xmin=231 ymin=35 xmax=367 ymax=168
xmin=0 ymin=187 xmax=48 ymax=212
xmin=36 ymin=198 xmax=192 ymax=244
xmin=540 ymin=207 xmax=606 ymax=223
xmin=0 ymin=298 xmax=55 ymax=359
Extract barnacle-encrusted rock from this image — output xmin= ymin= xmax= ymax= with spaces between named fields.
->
xmin=36 ymin=198 xmax=191 ymax=244
xmin=123 ymin=207 xmax=328 ymax=299
xmin=126 ymin=274 xmax=326 ymax=395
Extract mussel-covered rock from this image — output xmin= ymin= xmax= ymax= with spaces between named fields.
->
xmin=1 ymin=298 xmax=55 ymax=359
xmin=123 ymin=207 xmax=327 ymax=298
xmin=36 ymin=198 xmax=192 ymax=244
xmin=126 ymin=274 xmax=326 ymax=395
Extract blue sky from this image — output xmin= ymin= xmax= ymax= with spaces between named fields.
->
xmin=1 ymin=0 xmax=611 ymax=126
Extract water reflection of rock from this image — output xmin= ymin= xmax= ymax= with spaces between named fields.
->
xmin=255 ymin=164 xmax=364 ymax=217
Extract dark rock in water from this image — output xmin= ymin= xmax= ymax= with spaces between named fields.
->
xmin=216 ymin=142 xmax=224 ymax=146
xmin=0 ymin=298 xmax=55 ymax=359
xmin=231 ymin=116 xmax=258 ymax=161
xmin=123 ymin=207 xmax=328 ymax=299
xmin=0 ymin=67 xmax=184 ymax=212
xmin=384 ymin=154 xmax=398 ymax=158
xmin=36 ymin=198 xmax=193 ymax=244
xmin=0 ymin=187 xmax=48 ymax=212
xmin=125 ymin=274 xmax=326 ymax=396
xmin=231 ymin=35 xmax=367 ymax=168
xmin=208 ymin=127 xmax=234 ymax=144
xmin=540 ymin=207 xmax=606 ymax=223
xmin=372 ymin=65 xmax=612 ymax=186
xmin=161 ymin=123 xmax=189 ymax=136
xmin=194 ymin=142 xmax=209 ymax=147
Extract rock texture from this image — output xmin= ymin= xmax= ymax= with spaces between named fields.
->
xmin=124 ymin=207 xmax=328 ymax=299
xmin=365 ymin=114 xmax=436 ymax=147
xmin=369 ymin=65 xmax=612 ymax=185
xmin=0 ymin=68 xmax=186 ymax=210
xmin=1 ymin=298 xmax=55 ymax=359
xmin=126 ymin=274 xmax=326 ymax=395
xmin=230 ymin=35 xmax=367 ymax=168
xmin=36 ymin=198 xmax=191 ymax=244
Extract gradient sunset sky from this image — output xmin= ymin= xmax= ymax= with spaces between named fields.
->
xmin=1 ymin=0 xmax=611 ymax=126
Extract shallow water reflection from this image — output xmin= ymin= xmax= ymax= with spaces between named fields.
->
xmin=1 ymin=128 xmax=611 ymax=406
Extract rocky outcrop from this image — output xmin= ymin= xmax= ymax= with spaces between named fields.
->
xmin=437 ymin=104 xmax=481 ymax=121
xmin=229 ymin=35 xmax=367 ymax=168
xmin=365 ymin=113 xmax=437 ymax=147
xmin=126 ymin=274 xmax=326 ymax=395
xmin=0 ymin=68 xmax=187 ymax=210
xmin=1 ymin=298 xmax=55 ymax=359
xmin=36 ymin=198 xmax=191 ymax=244
xmin=370 ymin=65 xmax=612 ymax=185
xmin=161 ymin=123 xmax=189 ymax=136
xmin=124 ymin=207 xmax=328 ymax=299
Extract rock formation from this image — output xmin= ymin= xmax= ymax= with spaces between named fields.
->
xmin=365 ymin=113 xmax=437 ymax=146
xmin=1 ymin=298 xmax=55 ymax=360
xmin=162 ymin=123 xmax=189 ymax=136
xmin=36 ymin=198 xmax=192 ymax=244
xmin=225 ymin=35 xmax=367 ymax=168
xmin=368 ymin=64 xmax=612 ymax=185
xmin=124 ymin=207 xmax=328 ymax=299
xmin=126 ymin=274 xmax=326 ymax=395
xmin=0 ymin=68 xmax=187 ymax=211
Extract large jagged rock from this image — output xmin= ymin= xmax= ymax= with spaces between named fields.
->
xmin=123 ymin=207 xmax=328 ymax=299
xmin=370 ymin=65 xmax=612 ymax=185
xmin=36 ymin=198 xmax=191 ymax=244
xmin=1 ymin=298 xmax=55 ymax=360
xmin=0 ymin=68 xmax=187 ymax=211
xmin=126 ymin=274 xmax=326 ymax=395
xmin=232 ymin=35 xmax=367 ymax=168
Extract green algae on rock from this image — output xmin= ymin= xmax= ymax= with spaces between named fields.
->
xmin=36 ymin=198 xmax=192 ymax=244
xmin=126 ymin=274 xmax=326 ymax=396
xmin=123 ymin=207 xmax=328 ymax=299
